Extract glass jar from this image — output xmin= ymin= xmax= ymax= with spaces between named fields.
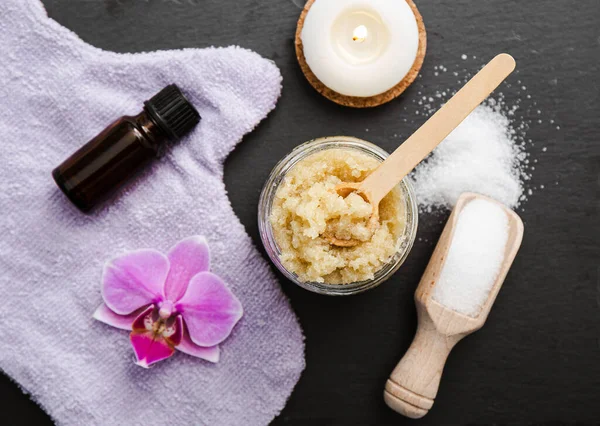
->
xmin=258 ymin=136 xmax=418 ymax=296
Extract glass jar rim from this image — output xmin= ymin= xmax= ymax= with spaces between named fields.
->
xmin=258 ymin=136 xmax=418 ymax=296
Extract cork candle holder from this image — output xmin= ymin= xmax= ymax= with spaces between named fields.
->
xmin=295 ymin=0 xmax=427 ymax=108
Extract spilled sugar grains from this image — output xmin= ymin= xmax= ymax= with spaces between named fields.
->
xmin=410 ymin=103 xmax=529 ymax=212
xmin=404 ymin=55 xmax=558 ymax=212
xmin=432 ymin=199 xmax=509 ymax=317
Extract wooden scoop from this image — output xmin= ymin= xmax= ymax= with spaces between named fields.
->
xmin=326 ymin=54 xmax=516 ymax=247
xmin=383 ymin=192 xmax=524 ymax=418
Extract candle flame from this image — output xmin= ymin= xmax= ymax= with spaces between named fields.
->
xmin=352 ymin=25 xmax=368 ymax=43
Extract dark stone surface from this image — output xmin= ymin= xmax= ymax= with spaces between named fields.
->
xmin=2 ymin=0 xmax=599 ymax=424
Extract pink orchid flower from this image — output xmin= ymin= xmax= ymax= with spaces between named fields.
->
xmin=93 ymin=236 xmax=243 ymax=368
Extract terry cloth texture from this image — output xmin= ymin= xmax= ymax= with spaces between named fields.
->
xmin=0 ymin=1 xmax=304 ymax=425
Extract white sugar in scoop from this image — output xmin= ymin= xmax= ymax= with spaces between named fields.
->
xmin=384 ymin=192 xmax=524 ymax=419
xmin=432 ymin=198 xmax=509 ymax=317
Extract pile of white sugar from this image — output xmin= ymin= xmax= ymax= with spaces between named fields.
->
xmin=432 ymin=198 xmax=509 ymax=317
xmin=411 ymin=103 xmax=529 ymax=212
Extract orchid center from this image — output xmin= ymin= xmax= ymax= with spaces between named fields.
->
xmin=158 ymin=300 xmax=175 ymax=319
xmin=141 ymin=308 xmax=178 ymax=339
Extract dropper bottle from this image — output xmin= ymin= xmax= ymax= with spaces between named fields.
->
xmin=52 ymin=84 xmax=200 ymax=212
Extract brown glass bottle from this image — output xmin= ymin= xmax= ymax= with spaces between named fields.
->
xmin=52 ymin=85 xmax=200 ymax=212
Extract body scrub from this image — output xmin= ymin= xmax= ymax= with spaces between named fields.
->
xmin=270 ymin=148 xmax=405 ymax=284
xmin=259 ymin=137 xmax=417 ymax=295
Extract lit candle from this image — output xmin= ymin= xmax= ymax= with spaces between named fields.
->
xmin=301 ymin=0 xmax=420 ymax=98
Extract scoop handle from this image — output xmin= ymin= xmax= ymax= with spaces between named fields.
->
xmin=384 ymin=317 xmax=459 ymax=419
xmin=361 ymin=53 xmax=516 ymax=205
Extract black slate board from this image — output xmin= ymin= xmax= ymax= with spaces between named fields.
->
xmin=3 ymin=0 xmax=599 ymax=424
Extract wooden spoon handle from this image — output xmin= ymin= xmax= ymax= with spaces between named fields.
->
xmin=361 ymin=53 xmax=516 ymax=204
xmin=384 ymin=319 xmax=459 ymax=418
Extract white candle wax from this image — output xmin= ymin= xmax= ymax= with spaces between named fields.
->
xmin=301 ymin=0 xmax=419 ymax=98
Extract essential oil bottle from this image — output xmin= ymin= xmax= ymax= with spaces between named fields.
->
xmin=52 ymin=84 xmax=200 ymax=212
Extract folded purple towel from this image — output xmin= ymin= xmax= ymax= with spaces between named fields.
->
xmin=0 ymin=1 xmax=304 ymax=425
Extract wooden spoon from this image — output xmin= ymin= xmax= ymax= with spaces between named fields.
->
xmin=326 ymin=53 xmax=516 ymax=247
xmin=384 ymin=192 xmax=524 ymax=418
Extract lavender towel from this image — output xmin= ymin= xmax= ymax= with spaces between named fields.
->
xmin=0 ymin=1 xmax=305 ymax=425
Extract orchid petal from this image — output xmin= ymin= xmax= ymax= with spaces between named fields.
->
xmin=130 ymin=332 xmax=175 ymax=368
xmin=176 ymin=272 xmax=243 ymax=347
xmin=166 ymin=315 xmax=184 ymax=347
xmin=164 ymin=236 xmax=211 ymax=302
xmin=129 ymin=306 xmax=180 ymax=368
xmin=92 ymin=303 xmax=148 ymax=331
xmin=176 ymin=320 xmax=221 ymax=363
xmin=102 ymin=249 xmax=169 ymax=315
xmin=130 ymin=305 xmax=156 ymax=332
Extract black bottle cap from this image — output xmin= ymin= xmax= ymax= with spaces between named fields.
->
xmin=144 ymin=84 xmax=201 ymax=140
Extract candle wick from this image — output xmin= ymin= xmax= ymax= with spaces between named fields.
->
xmin=352 ymin=25 xmax=368 ymax=43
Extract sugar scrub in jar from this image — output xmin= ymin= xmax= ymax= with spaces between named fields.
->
xmin=258 ymin=137 xmax=418 ymax=295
